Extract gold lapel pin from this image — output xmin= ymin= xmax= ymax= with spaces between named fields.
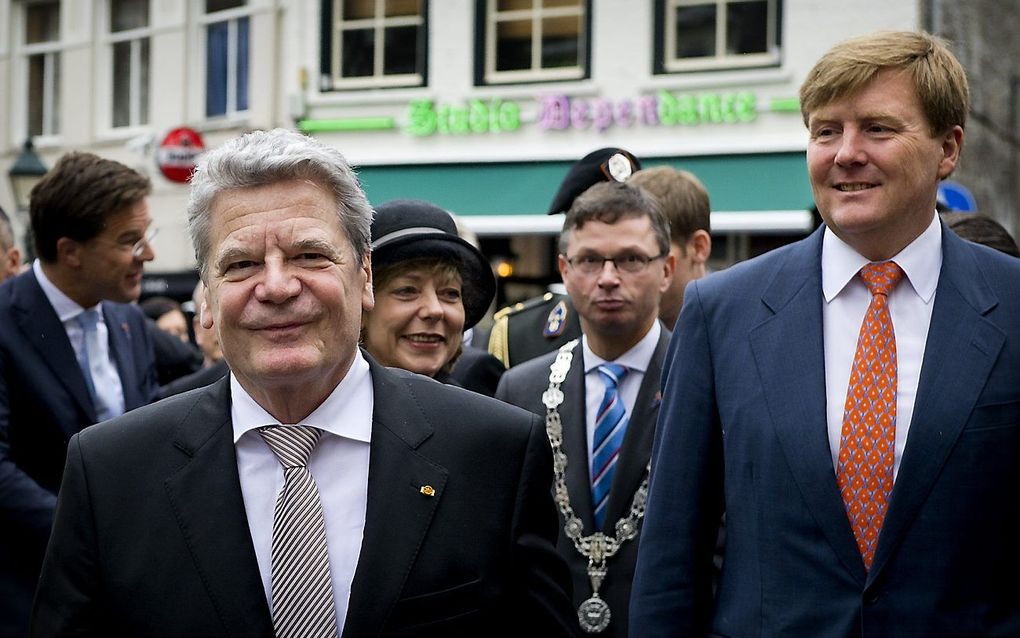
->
xmin=420 ymin=485 xmax=436 ymax=497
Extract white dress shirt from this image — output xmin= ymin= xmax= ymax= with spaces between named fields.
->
xmin=232 ymin=350 xmax=373 ymax=631
xmin=821 ymin=215 xmax=942 ymax=480
xmin=33 ymin=260 xmax=126 ymax=419
xmin=581 ymin=320 xmax=662 ymax=470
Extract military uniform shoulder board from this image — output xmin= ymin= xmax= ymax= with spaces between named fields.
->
xmin=543 ymin=299 xmax=570 ymax=338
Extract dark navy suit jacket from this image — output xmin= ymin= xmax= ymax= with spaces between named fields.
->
xmin=0 ymin=269 xmax=158 ymax=635
xmin=631 ymin=224 xmax=1020 ymax=637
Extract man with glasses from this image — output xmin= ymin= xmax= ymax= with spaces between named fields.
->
xmin=0 ymin=151 xmax=159 ymax=636
xmin=497 ymin=180 xmax=675 ymax=637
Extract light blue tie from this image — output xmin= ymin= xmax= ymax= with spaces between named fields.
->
xmin=591 ymin=363 xmax=629 ymax=529
xmin=75 ymin=310 xmax=100 ymax=403
xmin=76 ymin=309 xmax=124 ymax=421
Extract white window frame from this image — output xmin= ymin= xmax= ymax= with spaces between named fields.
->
xmin=662 ymin=0 xmax=780 ymax=73
xmin=18 ymin=0 xmax=64 ymax=141
xmin=199 ymin=1 xmax=251 ymax=120
xmin=483 ymin=0 xmax=586 ymax=85
xmin=326 ymin=0 xmax=425 ymax=91
xmin=102 ymin=0 xmax=153 ymax=132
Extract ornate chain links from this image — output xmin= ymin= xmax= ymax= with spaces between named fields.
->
xmin=542 ymin=339 xmax=651 ymax=633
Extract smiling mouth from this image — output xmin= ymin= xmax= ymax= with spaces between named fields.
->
xmin=835 ymin=183 xmax=877 ymax=192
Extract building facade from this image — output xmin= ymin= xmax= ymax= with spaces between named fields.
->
xmin=2 ymin=1 xmax=1010 ymax=294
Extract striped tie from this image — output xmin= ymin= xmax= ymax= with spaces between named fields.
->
xmin=259 ymin=426 xmax=338 ymax=638
xmin=591 ymin=363 xmax=629 ymax=530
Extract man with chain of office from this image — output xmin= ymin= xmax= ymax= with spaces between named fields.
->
xmin=496 ymin=175 xmax=674 ymax=636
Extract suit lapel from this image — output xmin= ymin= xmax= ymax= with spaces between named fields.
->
xmin=343 ymin=359 xmax=447 ymax=638
xmin=749 ymin=230 xmax=867 ymax=586
xmin=163 ymin=378 xmax=273 ymax=637
xmin=103 ymin=304 xmax=142 ymax=410
xmin=559 ymin=342 xmax=597 ymax=533
xmin=12 ymin=272 xmax=96 ymax=426
xmin=868 ymin=228 xmax=1003 ymax=583
xmin=602 ymin=327 xmax=668 ymax=529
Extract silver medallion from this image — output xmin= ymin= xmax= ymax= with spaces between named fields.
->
xmin=577 ymin=595 xmax=611 ymax=633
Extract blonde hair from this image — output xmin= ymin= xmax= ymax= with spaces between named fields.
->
xmin=799 ymin=31 xmax=969 ymax=136
xmin=629 ymin=167 xmax=710 ymax=244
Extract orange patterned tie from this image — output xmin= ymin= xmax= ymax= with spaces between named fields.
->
xmin=836 ymin=261 xmax=904 ymax=570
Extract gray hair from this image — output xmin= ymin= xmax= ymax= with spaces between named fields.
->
xmin=187 ymin=128 xmax=374 ymax=278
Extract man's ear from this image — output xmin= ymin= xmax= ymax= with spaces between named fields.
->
xmin=55 ymin=237 xmax=84 ymax=268
xmin=361 ymin=251 xmax=375 ymax=312
xmin=200 ymin=289 xmax=214 ymax=329
xmin=687 ymin=230 xmax=712 ymax=265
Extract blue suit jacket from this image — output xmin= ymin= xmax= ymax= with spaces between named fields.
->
xmin=0 ymin=269 xmax=158 ymax=633
xmin=631 ymin=225 xmax=1020 ymax=637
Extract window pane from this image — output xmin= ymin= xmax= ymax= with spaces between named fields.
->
xmin=726 ymin=0 xmax=768 ymax=55
xmin=206 ymin=0 xmax=245 ymax=12
xmin=674 ymin=4 xmax=716 ymax=58
xmin=111 ymin=0 xmax=149 ymax=32
xmin=497 ymin=0 xmax=532 ymax=10
xmin=113 ymin=41 xmax=132 ymax=127
xmin=206 ymin=21 xmax=228 ymax=116
xmin=236 ymin=17 xmax=249 ymax=111
xmin=26 ymin=1 xmax=60 ymax=44
xmin=342 ymin=0 xmax=374 ymax=20
xmin=28 ymin=55 xmax=45 ymax=136
xmin=544 ymin=0 xmax=581 ymax=7
xmin=51 ymin=55 xmax=61 ymax=135
xmin=385 ymin=0 xmax=421 ymax=17
xmin=140 ymin=38 xmax=150 ymax=124
xmin=383 ymin=25 xmax=418 ymax=75
xmin=496 ymin=20 xmax=531 ymax=71
xmin=341 ymin=28 xmax=375 ymax=77
xmin=541 ymin=15 xmax=579 ymax=68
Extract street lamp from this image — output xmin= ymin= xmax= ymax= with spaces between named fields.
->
xmin=8 ymin=138 xmax=48 ymax=212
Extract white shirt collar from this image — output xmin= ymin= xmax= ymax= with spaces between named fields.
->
xmin=33 ymin=259 xmax=101 ymax=321
xmin=582 ymin=320 xmax=662 ymax=373
xmin=231 ymin=349 xmax=373 ymax=443
xmin=821 ymin=213 xmax=942 ymax=304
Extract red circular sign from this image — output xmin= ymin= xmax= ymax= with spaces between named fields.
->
xmin=157 ymin=127 xmax=205 ymax=183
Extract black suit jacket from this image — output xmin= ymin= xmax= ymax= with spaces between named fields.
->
xmin=32 ymin=356 xmax=578 ymax=637
xmin=0 ymin=270 xmax=158 ymax=636
xmin=449 ymin=345 xmax=506 ymax=396
xmin=495 ymin=327 xmax=670 ymax=638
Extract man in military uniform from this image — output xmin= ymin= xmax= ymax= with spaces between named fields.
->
xmin=489 ymin=148 xmax=641 ymax=368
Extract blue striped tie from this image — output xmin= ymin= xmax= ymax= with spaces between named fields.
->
xmin=591 ymin=363 xmax=629 ymax=529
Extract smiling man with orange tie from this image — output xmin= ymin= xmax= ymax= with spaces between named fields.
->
xmin=631 ymin=31 xmax=1020 ymax=637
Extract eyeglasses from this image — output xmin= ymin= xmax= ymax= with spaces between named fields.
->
xmin=86 ymin=225 xmax=159 ymax=258
xmin=564 ymin=252 xmax=665 ymax=276
xmin=128 ymin=227 xmax=159 ymax=258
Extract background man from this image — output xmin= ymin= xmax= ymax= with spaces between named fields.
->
xmin=629 ymin=166 xmax=712 ymax=329
xmin=0 ymin=206 xmax=22 ymax=283
xmin=33 ymin=129 xmax=576 ymax=636
xmin=497 ymin=181 xmax=674 ymax=636
xmin=631 ymin=31 xmax=1020 ymax=637
xmin=0 ymin=152 xmax=159 ymax=636
xmin=488 ymin=148 xmax=641 ymax=369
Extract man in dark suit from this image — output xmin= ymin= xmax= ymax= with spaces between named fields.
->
xmin=497 ymin=180 xmax=675 ymax=636
xmin=631 ymin=31 xmax=1020 ymax=637
xmin=33 ymin=128 xmax=576 ymax=636
xmin=0 ymin=152 xmax=159 ymax=637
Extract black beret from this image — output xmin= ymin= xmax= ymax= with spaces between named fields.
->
xmin=371 ymin=199 xmax=496 ymax=330
xmin=547 ymin=147 xmax=641 ymax=215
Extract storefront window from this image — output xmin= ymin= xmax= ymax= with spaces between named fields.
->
xmin=321 ymin=0 xmax=426 ymax=91
xmin=479 ymin=0 xmax=587 ymax=85
xmin=657 ymin=0 xmax=781 ymax=73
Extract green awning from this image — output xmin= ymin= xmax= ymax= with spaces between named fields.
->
xmin=355 ymin=151 xmax=812 ymax=219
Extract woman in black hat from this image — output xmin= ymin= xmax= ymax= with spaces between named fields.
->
xmin=363 ymin=199 xmax=496 ymax=383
